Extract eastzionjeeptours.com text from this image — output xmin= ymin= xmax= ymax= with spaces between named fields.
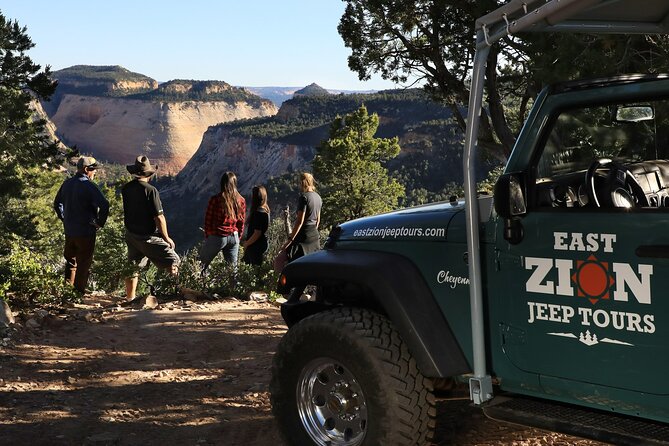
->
xmin=352 ymin=226 xmax=445 ymax=239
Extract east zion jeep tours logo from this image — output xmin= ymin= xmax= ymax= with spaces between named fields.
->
xmin=524 ymin=232 xmax=655 ymax=347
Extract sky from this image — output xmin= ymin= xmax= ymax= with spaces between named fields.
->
xmin=1 ymin=1 xmax=400 ymax=91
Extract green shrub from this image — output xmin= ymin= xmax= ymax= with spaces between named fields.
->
xmin=201 ymin=254 xmax=277 ymax=299
xmin=174 ymin=249 xmax=205 ymax=292
xmin=89 ymin=181 xmax=136 ymax=293
xmin=125 ymin=247 xmax=279 ymax=301
xmin=0 ymin=243 xmax=79 ymax=307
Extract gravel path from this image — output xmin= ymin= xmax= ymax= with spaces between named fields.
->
xmin=0 ymin=296 xmax=608 ymax=445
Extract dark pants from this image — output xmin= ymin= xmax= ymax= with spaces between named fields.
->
xmin=242 ymin=238 xmax=268 ymax=266
xmin=287 ymin=225 xmax=320 ymax=262
xmin=64 ymin=235 xmax=96 ymax=293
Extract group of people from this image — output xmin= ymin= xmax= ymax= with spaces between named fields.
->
xmin=53 ymin=154 xmax=322 ymax=298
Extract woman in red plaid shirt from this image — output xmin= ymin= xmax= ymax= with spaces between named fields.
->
xmin=199 ymin=171 xmax=246 ymax=272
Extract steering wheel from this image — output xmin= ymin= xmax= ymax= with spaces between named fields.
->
xmin=585 ymin=158 xmax=648 ymax=208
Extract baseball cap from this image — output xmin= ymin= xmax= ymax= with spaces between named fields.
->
xmin=77 ymin=156 xmax=100 ymax=170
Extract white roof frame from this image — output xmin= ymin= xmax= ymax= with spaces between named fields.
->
xmin=464 ymin=0 xmax=669 ymax=405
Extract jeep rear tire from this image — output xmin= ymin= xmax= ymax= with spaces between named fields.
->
xmin=270 ymin=307 xmax=436 ymax=446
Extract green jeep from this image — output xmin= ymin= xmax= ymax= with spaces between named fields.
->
xmin=270 ymin=1 xmax=669 ymax=445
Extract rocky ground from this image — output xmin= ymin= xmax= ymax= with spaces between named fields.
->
xmin=0 ymin=296 xmax=607 ymax=446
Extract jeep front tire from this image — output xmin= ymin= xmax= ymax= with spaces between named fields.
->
xmin=270 ymin=307 xmax=436 ymax=446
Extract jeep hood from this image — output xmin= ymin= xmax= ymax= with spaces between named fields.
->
xmin=336 ymin=200 xmax=465 ymax=242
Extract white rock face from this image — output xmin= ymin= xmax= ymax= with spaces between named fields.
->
xmin=29 ymin=100 xmax=68 ymax=151
xmin=50 ymin=94 xmax=277 ymax=174
xmin=165 ymin=126 xmax=315 ymax=198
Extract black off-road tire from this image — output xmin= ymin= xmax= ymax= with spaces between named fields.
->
xmin=270 ymin=307 xmax=436 ymax=446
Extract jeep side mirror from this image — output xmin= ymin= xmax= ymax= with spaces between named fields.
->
xmin=494 ymin=173 xmax=526 ymax=244
xmin=494 ymin=173 xmax=527 ymax=219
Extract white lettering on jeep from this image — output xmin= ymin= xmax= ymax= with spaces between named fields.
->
xmin=436 ymin=270 xmax=470 ymax=289
xmin=352 ymin=226 xmax=445 ymax=239
xmin=524 ymin=231 xmax=656 ymax=344
xmin=553 ymin=232 xmax=617 ymax=253
xmin=527 ymin=302 xmax=655 ymax=334
xmin=524 ymin=256 xmax=653 ymax=304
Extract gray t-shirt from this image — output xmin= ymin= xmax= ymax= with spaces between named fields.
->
xmin=297 ymin=191 xmax=322 ymax=226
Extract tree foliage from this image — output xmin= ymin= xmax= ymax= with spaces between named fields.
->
xmin=338 ymin=1 xmax=669 ymax=159
xmin=313 ymin=105 xmax=404 ymax=227
xmin=0 ymin=12 xmax=59 ymax=243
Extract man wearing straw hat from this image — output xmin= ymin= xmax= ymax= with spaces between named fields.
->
xmin=121 ymin=155 xmax=179 ymax=300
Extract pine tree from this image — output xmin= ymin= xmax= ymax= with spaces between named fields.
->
xmin=0 ymin=12 xmax=59 ymax=245
xmin=313 ymin=105 xmax=404 ymax=227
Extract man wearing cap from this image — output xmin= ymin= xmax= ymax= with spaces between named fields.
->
xmin=54 ymin=156 xmax=110 ymax=294
xmin=121 ymin=155 xmax=179 ymax=300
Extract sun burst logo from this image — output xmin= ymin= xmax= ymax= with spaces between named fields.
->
xmin=571 ymin=254 xmax=616 ymax=305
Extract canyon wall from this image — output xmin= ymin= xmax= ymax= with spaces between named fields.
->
xmin=160 ymin=126 xmax=315 ymax=250
xmin=164 ymin=126 xmax=314 ymax=198
xmin=50 ymin=94 xmax=277 ymax=174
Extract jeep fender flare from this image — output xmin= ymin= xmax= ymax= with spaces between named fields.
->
xmin=278 ymin=249 xmax=471 ymax=378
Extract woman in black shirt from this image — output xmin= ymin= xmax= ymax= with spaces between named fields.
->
xmin=242 ymin=185 xmax=270 ymax=265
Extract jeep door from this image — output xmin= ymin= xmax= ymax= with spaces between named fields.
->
xmin=495 ymin=91 xmax=669 ymax=397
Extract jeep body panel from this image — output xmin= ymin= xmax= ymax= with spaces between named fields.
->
xmin=279 ymin=201 xmax=485 ymax=376
xmin=464 ymin=0 xmax=669 ymax=408
xmin=279 ymin=249 xmax=470 ymax=378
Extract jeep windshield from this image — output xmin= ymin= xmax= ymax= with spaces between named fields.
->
xmin=535 ymin=97 xmax=669 ymax=208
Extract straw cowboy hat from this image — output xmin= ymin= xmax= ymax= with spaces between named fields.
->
xmin=126 ymin=155 xmax=158 ymax=177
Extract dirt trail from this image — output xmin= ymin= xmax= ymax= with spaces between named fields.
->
xmin=0 ymin=297 xmax=606 ymax=446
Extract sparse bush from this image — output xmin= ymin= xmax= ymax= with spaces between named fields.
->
xmin=174 ymin=249 xmax=205 ymax=292
xmin=203 ymin=255 xmax=277 ymax=300
xmin=0 ymin=242 xmax=79 ymax=307
xmin=127 ymin=246 xmax=279 ymax=301
xmin=89 ymin=181 xmax=136 ymax=293
xmin=265 ymin=217 xmax=289 ymax=265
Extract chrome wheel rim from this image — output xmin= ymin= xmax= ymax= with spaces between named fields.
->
xmin=297 ymin=358 xmax=368 ymax=446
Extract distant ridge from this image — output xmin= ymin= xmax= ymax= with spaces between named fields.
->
xmin=52 ymin=66 xmax=267 ymax=106
xmin=51 ymin=65 xmax=157 ymax=102
xmin=243 ymin=85 xmax=377 ymax=106
xmin=54 ymin=65 xmax=155 ymax=84
xmin=126 ymin=79 xmax=266 ymax=107
xmin=294 ymin=83 xmax=330 ymax=97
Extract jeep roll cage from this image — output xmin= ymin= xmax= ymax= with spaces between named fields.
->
xmin=464 ymin=0 xmax=669 ymax=404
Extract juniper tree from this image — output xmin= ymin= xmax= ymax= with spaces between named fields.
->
xmin=339 ymin=0 xmax=669 ymax=159
xmin=313 ymin=105 xmax=404 ymax=227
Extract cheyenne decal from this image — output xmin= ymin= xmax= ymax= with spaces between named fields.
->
xmin=525 ymin=232 xmax=655 ymax=340
xmin=437 ymin=270 xmax=470 ymax=288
